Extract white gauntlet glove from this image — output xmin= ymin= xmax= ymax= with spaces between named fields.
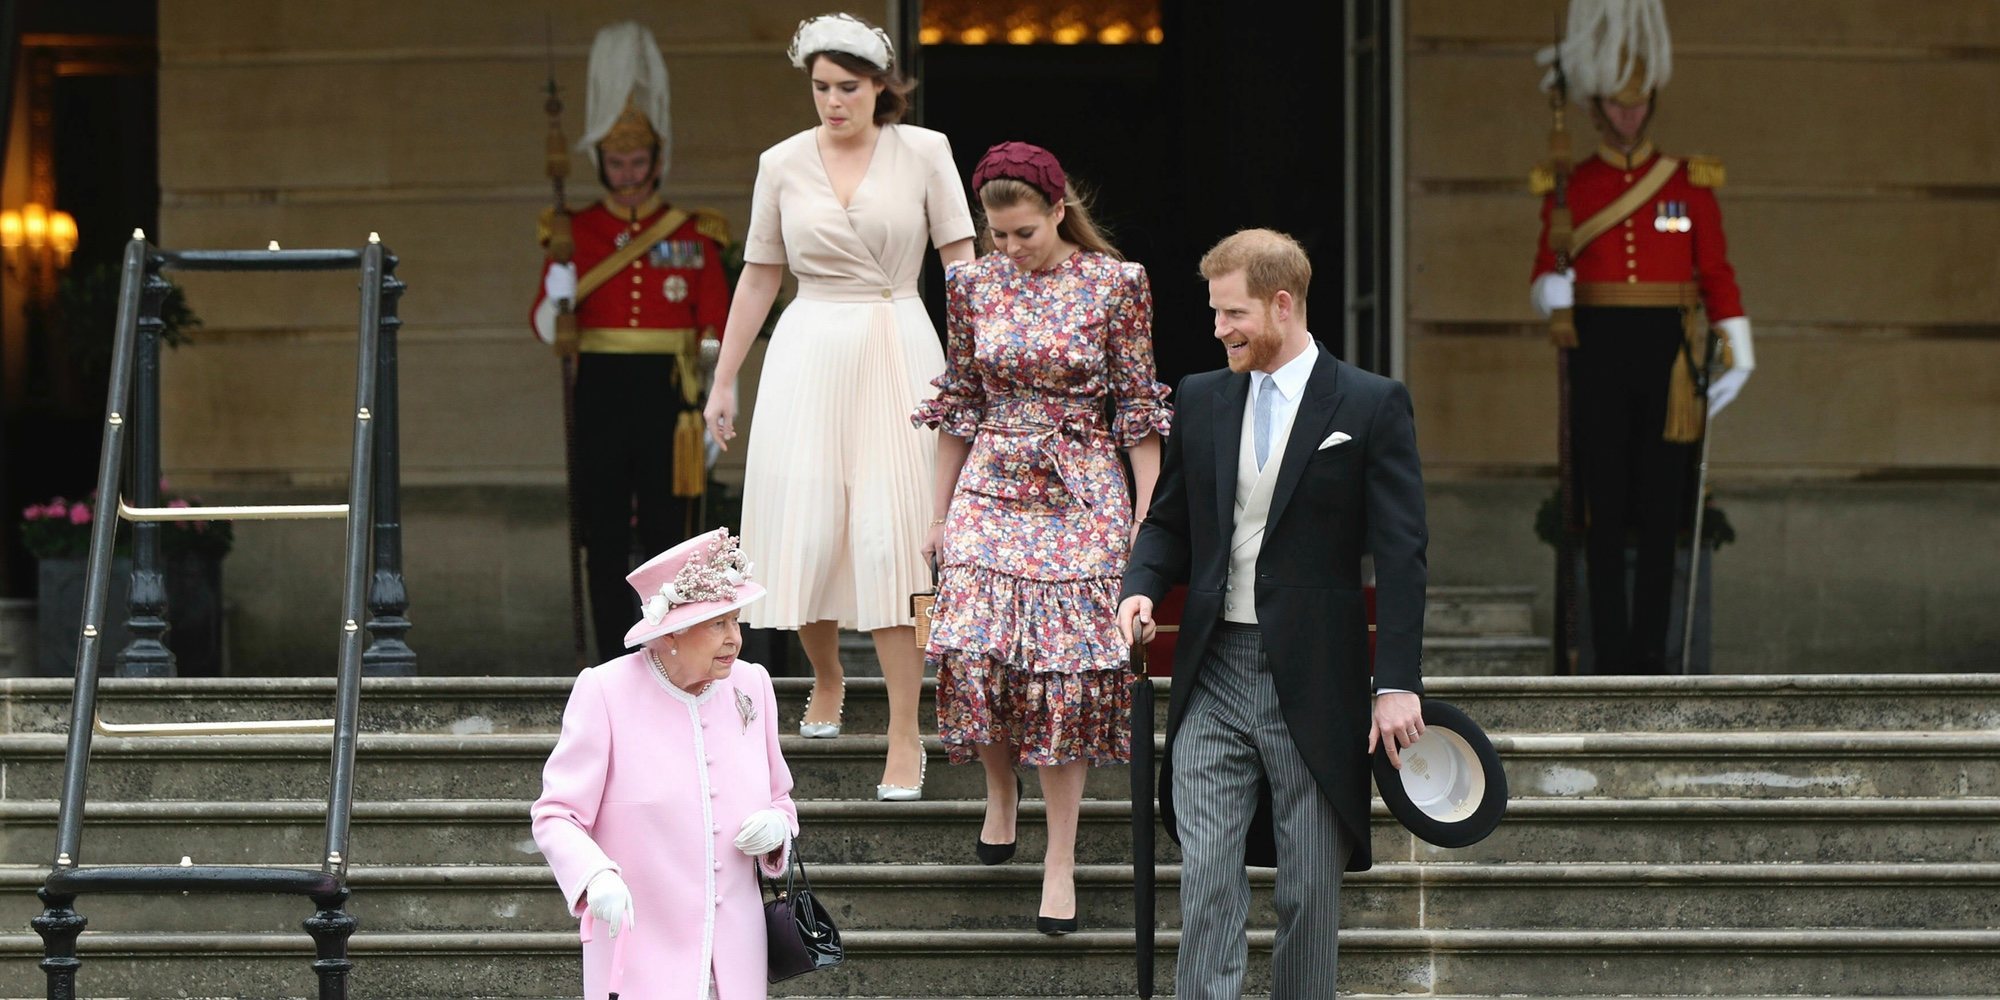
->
xmin=532 ymin=263 xmax=580 ymax=346
xmin=733 ymin=808 xmax=789 ymax=857
xmin=1707 ymin=316 xmax=1755 ymax=416
xmin=543 ymin=262 xmax=578 ymax=302
xmin=1530 ymin=269 xmax=1575 ymax=319
xmin=583 ymin=869 xmax=633 ymax=936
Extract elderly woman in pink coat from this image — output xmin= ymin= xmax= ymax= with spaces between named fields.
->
xmin=532 ymin=527 xmax=799 ymax=999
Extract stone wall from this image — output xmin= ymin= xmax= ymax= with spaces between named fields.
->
xmin=1405 ymin=0 xmax=2000 ymax=474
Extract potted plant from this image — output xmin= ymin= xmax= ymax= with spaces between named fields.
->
xmin=20 ymin=487 xmax=232 ymax=677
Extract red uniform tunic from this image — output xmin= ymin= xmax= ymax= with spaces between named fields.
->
xmin=532 ymin=195 xmax=731 ymax=345
xmin=1532 ymin=144 xmax=1744 ymax=322
xmin=530 ymin=193 xmax=732 ymax=659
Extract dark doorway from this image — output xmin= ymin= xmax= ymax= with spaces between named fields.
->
xmin=0 ymin=1 xmax=159 ymax=598
xmin=917 ymin=0 xmax=1346 ymax=387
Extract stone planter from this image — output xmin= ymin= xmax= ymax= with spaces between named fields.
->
xmin=35 ymin=555 xmax=225 ymax=677
xmin=0 ymin=597 xmax=36 ymax=677
xmin=1573 ymin=544 xmax=1714 ymax=674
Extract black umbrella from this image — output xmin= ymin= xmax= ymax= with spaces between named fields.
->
xmin=1129 ymin=646 xmax=1157 ymax=998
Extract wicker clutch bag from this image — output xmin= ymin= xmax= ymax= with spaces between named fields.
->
xmin=909 ymin=558 xmax=939 ymax=650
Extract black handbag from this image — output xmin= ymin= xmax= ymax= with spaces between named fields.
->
xmin=762 ymin=842 xmax=843 ymax=982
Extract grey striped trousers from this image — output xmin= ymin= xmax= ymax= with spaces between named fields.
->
xmin=1174 ymin=623 xmax=1350 ymax=999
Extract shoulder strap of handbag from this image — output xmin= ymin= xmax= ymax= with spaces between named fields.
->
xmin=576 ymin=207 xmax=692 ymax=301
xmin=1570 ymin=155 xmax=1681 ymax=257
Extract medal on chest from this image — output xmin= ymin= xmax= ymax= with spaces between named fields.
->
xmin=1654 ymin=200 xmax=1691 ymax=233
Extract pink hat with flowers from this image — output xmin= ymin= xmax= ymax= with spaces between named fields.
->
xmin=621 ymin=527 xmax=765 ymax=648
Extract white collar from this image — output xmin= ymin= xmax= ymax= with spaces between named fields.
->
xmin=1255 ymin=338 xmax=1318 ymax=402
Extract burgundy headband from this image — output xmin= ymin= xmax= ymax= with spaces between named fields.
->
xmin=971 ymin=141 xmax=1067 ymax=208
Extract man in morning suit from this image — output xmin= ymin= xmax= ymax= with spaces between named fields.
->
xmin=1117 ymin=229 xmax=1428 ymax=998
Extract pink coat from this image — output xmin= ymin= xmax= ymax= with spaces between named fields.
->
xmin=532 ymin=655 xmax=799 ymax=999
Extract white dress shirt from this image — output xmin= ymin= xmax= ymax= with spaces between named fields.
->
xmin=1244 ymin=340 xmax=1319 ymax=447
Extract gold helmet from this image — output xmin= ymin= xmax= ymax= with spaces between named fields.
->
xmin=598 ymin=95 xmax=658 ymax=156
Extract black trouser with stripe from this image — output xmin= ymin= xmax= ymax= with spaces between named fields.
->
xmin=1570 ymin=306 xmax=1694 ymax=674
xmin=574 ymin=352 xmax=689 ymax=660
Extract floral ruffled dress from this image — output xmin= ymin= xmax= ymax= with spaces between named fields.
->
xmin=911 ymin=250 xmax=1171 ymax=766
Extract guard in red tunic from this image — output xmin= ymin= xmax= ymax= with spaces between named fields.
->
xmin=1530 ymin=0 xmax=1755 ymax=673
xmin=532 ymin=22 xmax=731 ymax=660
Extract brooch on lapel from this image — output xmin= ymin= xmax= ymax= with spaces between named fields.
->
xmin=736 ymin=688 xmax=757 ymax=733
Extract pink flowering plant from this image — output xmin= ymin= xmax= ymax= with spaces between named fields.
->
xmin=18 ymin=486 xmax=233 ymax=561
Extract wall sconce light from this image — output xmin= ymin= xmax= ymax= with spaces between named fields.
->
xmin=2 ymin=202 xmax=79 ymax=284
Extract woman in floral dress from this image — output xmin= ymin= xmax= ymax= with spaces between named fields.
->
xmin=912 ymin=142 xmax=1170 ymax=934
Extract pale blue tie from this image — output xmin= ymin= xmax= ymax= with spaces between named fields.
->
xmin=1253 ymin=375 xmax=1278 ymax=470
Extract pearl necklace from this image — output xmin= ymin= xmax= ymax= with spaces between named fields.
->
xmin=646 ymin=648 xmax=711 ymax=696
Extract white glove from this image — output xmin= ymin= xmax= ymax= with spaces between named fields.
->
xmin=532 ymin=298 xmax=559 ymax=345
xmin=733 ymin=808 xmax=789 ymax=857
xmin=532 ymin=262 xmax=579 ymax=346
xmin=1529 ymin=269 xmax=1574 ymax=319
xmin=1707 ymin=316 xmax=1755 ymax=416
xmin=583 ymin=869 xmax=633 ymax=936
xmin=543 ymin=262 xmax=578 ymax=302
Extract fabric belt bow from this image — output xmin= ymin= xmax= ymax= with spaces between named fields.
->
xmin=985 ymin=401 xmax=1105 ymax=508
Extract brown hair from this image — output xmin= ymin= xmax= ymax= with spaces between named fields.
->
xmin=977 ymin=178 xmax=1121 ymax=259
xmin=808 ymin=50 xmax=913 ymax=125
xmin=1199 ymin=228 xmax=1311 ymax=309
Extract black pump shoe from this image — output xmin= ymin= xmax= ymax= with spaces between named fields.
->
xmin=974 ymin=772 xmax=1026 ymax=865
xmin=1036 ymin=914 xmax=1079 ymax=936
xmin=974 ymin=838 xmax=1017 ymax=865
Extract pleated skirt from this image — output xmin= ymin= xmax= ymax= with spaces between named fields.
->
xmin=740 ymin=294 xmax=941 ymax=632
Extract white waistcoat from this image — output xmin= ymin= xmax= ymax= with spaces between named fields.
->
xmin=1222 ymin=384 xmax=1304 ymax=624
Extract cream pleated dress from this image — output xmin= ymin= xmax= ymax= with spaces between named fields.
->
xmin=739 ymin=123 xmax=975 ymax=631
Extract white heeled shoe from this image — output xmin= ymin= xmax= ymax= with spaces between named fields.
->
xmin=798 ymin=681 xmax=844 ymax=739
xmin=875 ymin=740 xmax=928 ymax=802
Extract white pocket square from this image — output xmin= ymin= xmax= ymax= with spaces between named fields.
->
xmin=1317 ymin=431 xmax=1352 ymax=450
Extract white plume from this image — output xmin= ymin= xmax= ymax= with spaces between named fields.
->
xmin=577 ymin=21 xmax=673 ymax=172
xmin=1537 ymin=0 xmax=1672 ymax=102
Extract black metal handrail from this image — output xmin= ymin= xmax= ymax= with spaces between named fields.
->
xmin=33 ymin=233 xmax=412 ymax=1000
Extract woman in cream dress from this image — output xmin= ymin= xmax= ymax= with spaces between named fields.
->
xmin=706 ymin=13 xmax=975 ymax=798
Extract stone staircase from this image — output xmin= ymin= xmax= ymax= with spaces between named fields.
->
xmin=1 ymin=584 xmax=1997 ymax=997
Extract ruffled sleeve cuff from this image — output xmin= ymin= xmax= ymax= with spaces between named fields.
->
xmin=1112 ymin=383 xmax=1173 ymax=447
xmin=912 ymin=392 xmax=982 ymax=438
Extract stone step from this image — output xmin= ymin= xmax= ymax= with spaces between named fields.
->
xmin=2 ymin=927 xmax=1997 ymax=997
xmin=1419 ymin=635 xmax=1553 ymax=677
xmin=7 ymin=730 xmax=2000 ymax=803
xmin=822 ymin=593 xmax=1540 ymax=680
xmin=1425 ymin=585 xmax=1537 ymax=637
xmin=5 ymin=798 xmax=1998 ymax=868
xmin=8 ymin=674 xmax=1999 ymax=737
xmin=5 ymin=862 xmax=1994 ymax=935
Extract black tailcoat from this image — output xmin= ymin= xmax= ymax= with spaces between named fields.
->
xmin=1122 ymin=343 xmax=1428 ymax=871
